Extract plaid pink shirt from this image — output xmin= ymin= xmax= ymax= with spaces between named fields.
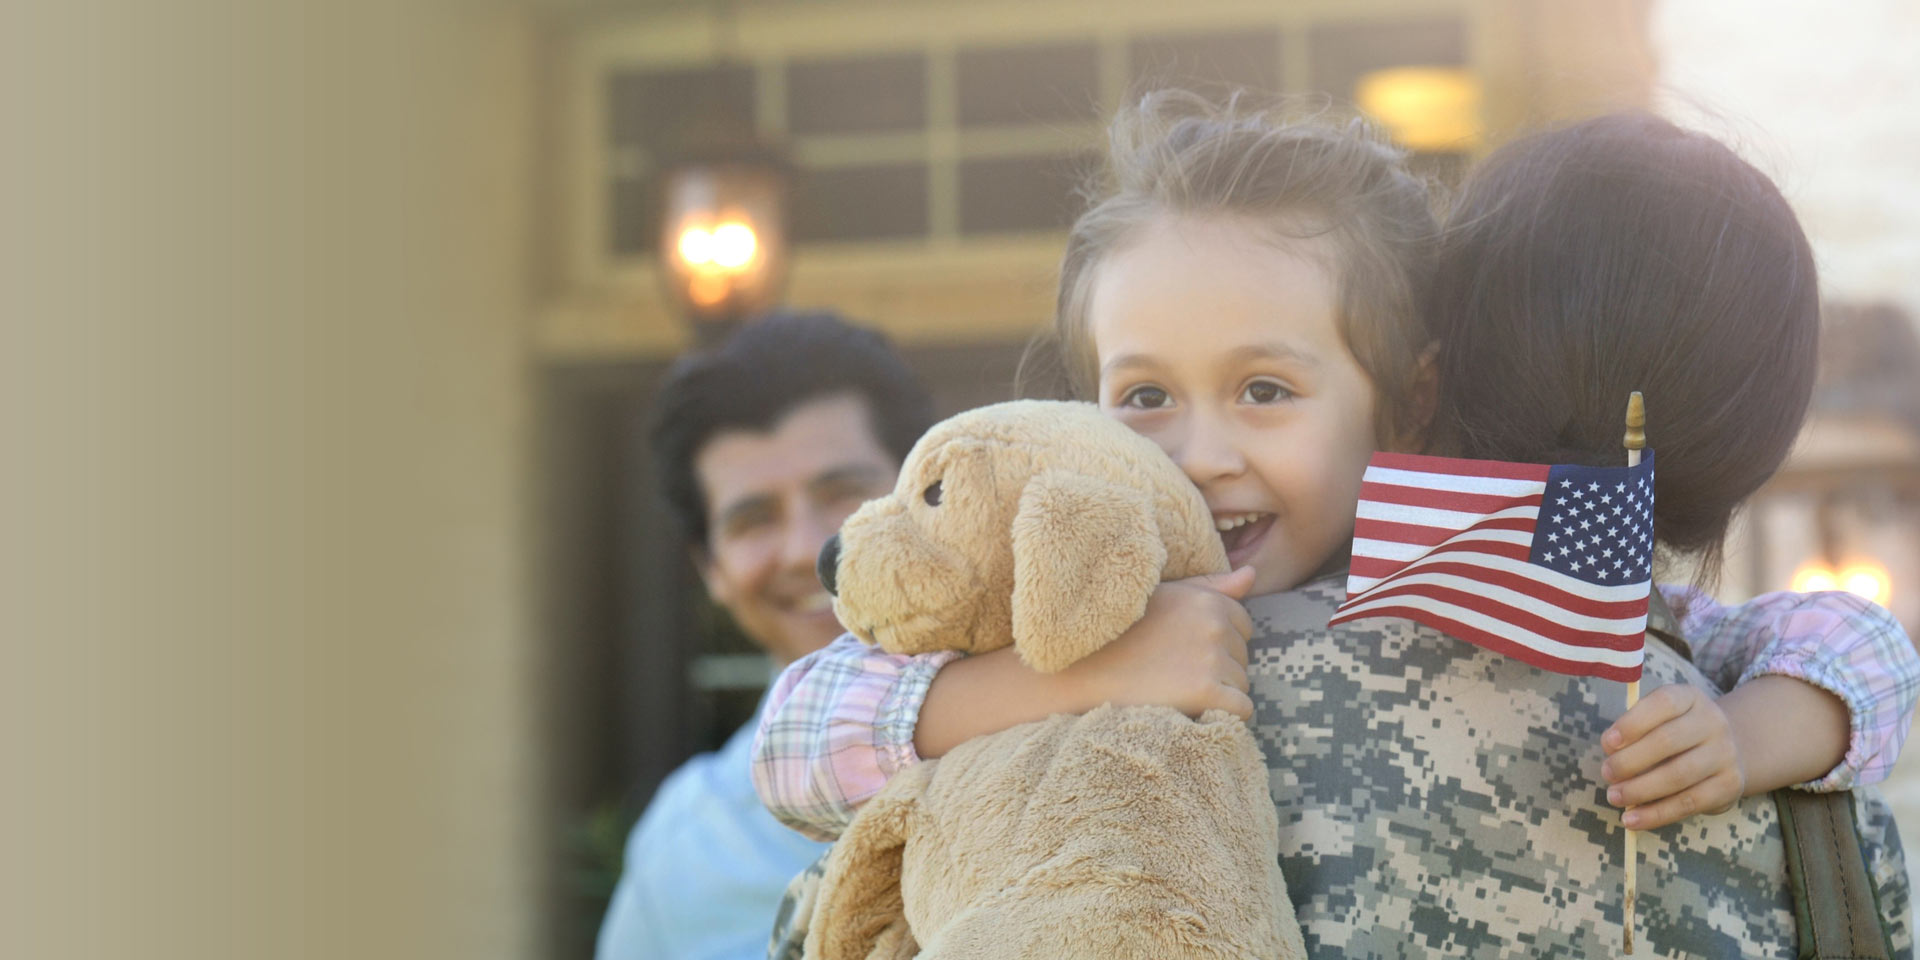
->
xmin=752 ymin=585 xmax=1920 ymax=841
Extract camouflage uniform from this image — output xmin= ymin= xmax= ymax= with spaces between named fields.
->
xmin=1252 ymin=577 xmax=1912 ymax=959
xmin=768 ymin=576 xmax=1914 ymax=958
xmin=769 ymin=854 xmax=827 ymax=960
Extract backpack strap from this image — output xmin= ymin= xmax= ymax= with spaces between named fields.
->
xmin=1777 ymin=789 xmax=1895 ymax=960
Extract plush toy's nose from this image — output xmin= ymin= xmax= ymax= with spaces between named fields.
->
xmin=817 ymin=533 xmax=841 ymax=596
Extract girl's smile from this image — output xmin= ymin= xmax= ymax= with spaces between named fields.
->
xmin=1088 ymin=215 xmax=1382 ymax=595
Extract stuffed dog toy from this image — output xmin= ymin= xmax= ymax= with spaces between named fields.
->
xmin=806 ymin=400 xmax=1304 ymax=960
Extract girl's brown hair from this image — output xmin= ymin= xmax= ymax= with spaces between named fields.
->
xmin=1042 ymin=89 xmax=1441 ymax=444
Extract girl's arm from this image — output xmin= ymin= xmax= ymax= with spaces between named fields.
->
xmin=914 ymin=568 xmax=1256 ymax=757
xmin=1675 ymin=586 xmax=1919 ymax=790
xmin=1601 ymin=586 xmax=1920 ymax=829
xmin=750 ymin=569 xmax=1258 ymax=839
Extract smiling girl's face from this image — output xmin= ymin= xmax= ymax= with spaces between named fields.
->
xmin=1089 ymin=215 xmax=1382 ymax=596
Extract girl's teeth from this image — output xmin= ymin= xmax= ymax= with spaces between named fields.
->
xmin=1214 ymin=513 xmax=1265 ymax=532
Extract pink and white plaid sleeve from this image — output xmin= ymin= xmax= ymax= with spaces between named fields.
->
xmin=750 ymin=633 xmax=961 ymax=841
xmin=1662 ymin=584 xmax=1920 ymax=791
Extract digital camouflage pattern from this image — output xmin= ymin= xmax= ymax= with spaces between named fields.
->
xmin=767 ymin=577 xmax=1913 ymax=959
xmin=1252 ymin=577 xmax=1912 ymax=960
xmin=768 ymin=854 xmax=825 ymax=960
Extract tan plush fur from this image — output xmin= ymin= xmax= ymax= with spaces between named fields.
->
xmin=809 ymin=400 xmax=1305 ymax=960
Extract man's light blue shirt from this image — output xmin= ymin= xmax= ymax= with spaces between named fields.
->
xmin=597 ymin=719 xmax=831 ymax=960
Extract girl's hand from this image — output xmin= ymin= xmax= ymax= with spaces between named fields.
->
xmin=1600 ymin=684 xmax=1749 ymax=830
xmin=1063 ymin=566 xmax=1257 ymax=720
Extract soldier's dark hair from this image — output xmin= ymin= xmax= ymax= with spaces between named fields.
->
xmin=648 ymin=311 xmax=936 ymax=546
xmin=1427 ymin=113 xmax=1819 ymax=571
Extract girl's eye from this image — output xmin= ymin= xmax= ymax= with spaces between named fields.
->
xmin=1241 ymin=379 xmax=1293 ymax=404
xmin=1119 ymin=386 xmax=1172 ymax=410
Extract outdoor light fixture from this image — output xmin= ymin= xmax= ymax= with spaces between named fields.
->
xmin=1792 ymin=559 xmax=1894 ymax=606
xmin=1355 ymin=66 xmax=1483 ymax=152
xmin=658 ymin=153 xmax=790 ymax=342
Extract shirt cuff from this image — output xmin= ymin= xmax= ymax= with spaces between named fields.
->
xmin=874 ymin=649 xmax=963 ymax=779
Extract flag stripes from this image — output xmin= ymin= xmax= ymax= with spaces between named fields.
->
xmin=1330 ymin=451 xmax=1655 ymax=681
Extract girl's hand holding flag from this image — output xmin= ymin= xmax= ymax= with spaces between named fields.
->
xmin=1601 ymin=683 xmax=1745 ymax=830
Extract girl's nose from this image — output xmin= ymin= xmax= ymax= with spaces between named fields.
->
xmin=1174 ymin=414 xmax=1247 ymax=486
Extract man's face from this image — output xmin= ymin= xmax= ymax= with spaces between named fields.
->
xmin=693 ymin=393 xmax=900 ymax=666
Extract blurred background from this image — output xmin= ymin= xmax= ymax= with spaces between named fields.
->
xmin=5 ymin=1 xmax=1916 ymax=958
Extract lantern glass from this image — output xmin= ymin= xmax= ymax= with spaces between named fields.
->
xmin=658 ymin=162 xmax=789 ymax=328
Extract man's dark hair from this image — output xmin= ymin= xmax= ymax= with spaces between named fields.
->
xmin=1426 ymin=113 xmax=1819 ymax=575
xmin=649 ymin=311 xmax=936 ymax=546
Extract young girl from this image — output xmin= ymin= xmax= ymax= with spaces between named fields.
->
xmin=755 ymin=95 xmax=1918 ymax=952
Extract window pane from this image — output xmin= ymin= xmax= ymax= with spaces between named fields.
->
xmin=792 ymin=164 xmax=929 ymax=242
xmin=957 ymin=42 xmax=1101 ymax=127
xmin=1129 ymin=29 xmax=1282 ymax=94
xmin=958 ymin=153 xmax=1093 ymax=235
xmin=609 ymin=178 xmax=661 ymax=257
xmin=788 ymin=55 xmax=927 ymax=135
xmin=1309 ymin=19 xmax=1466 ymax=102
xmin=607 ymin=65 xmax=756 ymax=150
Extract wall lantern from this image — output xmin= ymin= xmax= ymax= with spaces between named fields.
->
xmin=1791 ymin=559 xmax=1894 ymax=606
xmin=658 ymin=151 xmax=791 ymax=344
xmin=1355 ymin=66 xmax=1483 ymax=152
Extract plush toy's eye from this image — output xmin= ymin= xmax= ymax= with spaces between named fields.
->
xmin=922 ymin=480 xmax=943 ymax=507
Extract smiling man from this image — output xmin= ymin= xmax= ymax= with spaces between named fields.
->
xmin=597 ymin=312 xmax=935 ymax=960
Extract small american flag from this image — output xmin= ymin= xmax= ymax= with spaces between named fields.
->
xmin=1328 ymin=451 xmax=1657 ymax=682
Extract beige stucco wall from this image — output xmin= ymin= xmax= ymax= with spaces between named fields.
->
xmin=3 ymin=3 xmax=544 ymax=958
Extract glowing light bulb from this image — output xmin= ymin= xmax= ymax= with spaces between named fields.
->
xmin=677 ymin=227 xmax=716 ymax=266
xmin=1791 ymin=566 xmax=1838 ymax=593
xmin=1839 ymin=563 xmax=1893 ymax=606
xmin=711 ymin=221 xmax=758 ymax=269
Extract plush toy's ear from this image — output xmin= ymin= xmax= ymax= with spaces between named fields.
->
xmin=804 ymin=764 xmax=929 ymax=960
xmin=1010 ymin=469 xmax=1167 ymax=673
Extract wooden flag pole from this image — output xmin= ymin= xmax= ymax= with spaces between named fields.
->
xmin=1622 ymin=391 xmax=1646 ymax=954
